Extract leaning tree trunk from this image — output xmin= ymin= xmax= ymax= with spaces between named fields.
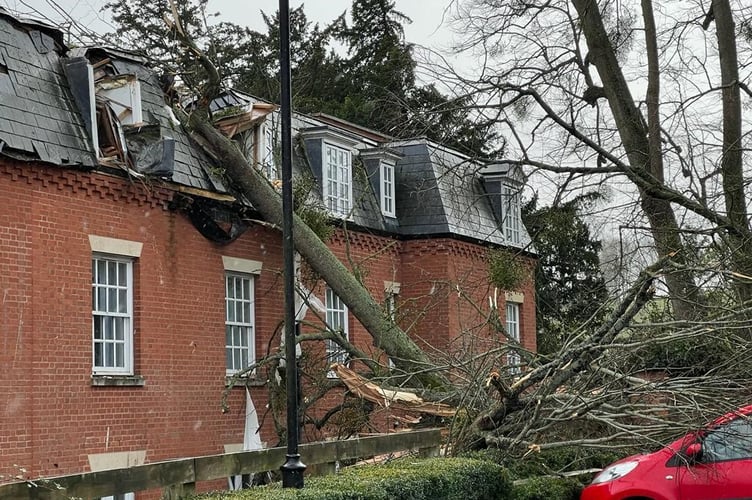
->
xmin=167 ymin=14 xmax=449 ymax=388
xmin=572 ymin=0 xmax=702 ymax=320
xmin=186 ymin=110 xmax=449 ymax=390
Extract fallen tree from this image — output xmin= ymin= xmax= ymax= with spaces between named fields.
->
xmin=124 ymin=0 xmax=752 ymax=454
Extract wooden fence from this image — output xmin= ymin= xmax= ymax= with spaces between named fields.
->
xmin=0 ymin=429 xmax=442 ymax=499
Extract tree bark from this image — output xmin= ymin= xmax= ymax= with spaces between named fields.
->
xmin=572 ymin=0 xmax=702 ymax=319
xmin=712 ymin=0 xmax=752 ymax=305
xmin=186 ymin=109 xmax=450 ymax=389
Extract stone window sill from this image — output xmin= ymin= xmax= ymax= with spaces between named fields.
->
xmin=91 ymin=375 xmax=146 ymax=387
xmin=225 ymin=376 xmax=266 ymax=388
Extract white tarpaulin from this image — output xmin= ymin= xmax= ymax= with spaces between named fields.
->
xmin=228 ymin=388 xmax=263 ymax=490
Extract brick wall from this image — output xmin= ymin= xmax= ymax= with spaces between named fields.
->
xmin=0 ymin=160 xmax=281 ymax=483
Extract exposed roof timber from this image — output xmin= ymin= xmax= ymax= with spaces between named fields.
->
xmin=310 ymin=113 xmax=393 ymax=143
xmin=214 ymin=102 xmax=278 ymax=137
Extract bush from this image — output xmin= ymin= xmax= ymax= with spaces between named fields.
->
xmin=192 ymin=457 xmax=512 ymax=500
xmin=509 ymin=477 xmax=582 ymax=500
xmin=462 ymin=446 xmax=618 ymax=482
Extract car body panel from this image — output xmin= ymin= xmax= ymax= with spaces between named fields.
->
xmin=581 ymin=405 xmax=752 ymax=500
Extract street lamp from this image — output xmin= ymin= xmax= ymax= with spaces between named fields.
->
xmin=278 ymin=0 xmax=306 ymax=489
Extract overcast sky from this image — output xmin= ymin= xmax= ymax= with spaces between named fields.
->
xmin=0 ymin=0 xmax=457 ymax=51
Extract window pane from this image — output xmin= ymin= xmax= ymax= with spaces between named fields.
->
xmin=104 ymin=317 xmax=114 ymax=340
xmin=97 ymin=260 xmax=107 ymax=284
xmin=227 ymin=301 xmax=235 ymax=322
xmin=115 ymin=343 xmax=124 ymax=368
xmin=118 ymin=262 xmax=127 ymax=286
xmin=118 ymin=289 xmax=127 ymax=313
xmin=97 ymin=288 xmax=107 ymax=311
xmin=94 ymin=317 xmax=103 ymax=339
xmin=115 ymin=318 xmax=124 ymax=341
xmin=108 ymin=288 xmax=117 ymax=313
xmin=94 ymin=343 xmax=103 ymax=366
xmin=105 ymin=342 xmax=114 ymax=367
xmin=108 ymin=261 xmax=117 ymax=284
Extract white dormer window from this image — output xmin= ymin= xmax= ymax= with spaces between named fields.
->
xmin=324 ymin=143 xmax=352 ymax=217
xmin=502 ymin=183 xmax=521 ymax=244
xmin=97 ymin=74 xmax=143 ymax=125
xmin=380 ymin=161 xmax=395 ymax=217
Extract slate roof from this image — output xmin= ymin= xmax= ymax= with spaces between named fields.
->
xmin=0 ymin=10 xmax=225 ymax=193
xmin=0 ymin=10 xmax=96 ymax=166
xmin=106 ymin=56 xmax=227 ymax=192
xmin=391 ymin=139 xmax=533 ymax=249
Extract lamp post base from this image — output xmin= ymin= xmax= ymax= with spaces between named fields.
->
xmin=281 ymin=454 xmax=306 ymax=488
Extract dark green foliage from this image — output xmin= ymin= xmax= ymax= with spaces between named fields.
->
xmin=521 ymin=195 xmax=608 ymax=355
xmin=488 ymin=250 xmax=527 ymax=290
xmin=104 ymin=0 xmax=499 ymax=155
xmin=191 ymin=457 xmax=511 ymax=500
xmin=509 ymin=477 xmax=582 ymax=500
xmin=627 ymin=328 xmax=739 ymax=377
xmin=462 ymin=446 xmax=620 ymax=482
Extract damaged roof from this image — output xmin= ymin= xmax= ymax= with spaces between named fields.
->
xmin=0 ymin=9 xmax=531 ymax=252
xmin=0 ymin=9 xmax=226 ymax=193
xmin=0 ymin=9 xmax=96 ymax=166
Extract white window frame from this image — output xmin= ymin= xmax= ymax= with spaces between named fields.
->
xmin=506 ymin=302 xmax=521 ymax=374
xmin=380 ymin=160 xmax=396 ymax=217
xmin=97 ymin=75 xmax=143 ymax=125
xmin=323 ymin=142 xmax=353 ymax=218
xmin=99 ymin=494 xmax=135 ymax=500
xmin=225 ymin=272 xmax=256 ymax=375
xmin=260 ymin=121 xmax=278 ymax=180
xmin=325 ymin=287 xmax=349 ymax=375
xmin=502 ymin=183 xmax=521 ymax=244
xmin=92 ymin=254 xmax=134 ymax=376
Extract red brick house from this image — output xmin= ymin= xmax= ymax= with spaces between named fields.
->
xmin=0 ymin=9 xmax=536 ymax=495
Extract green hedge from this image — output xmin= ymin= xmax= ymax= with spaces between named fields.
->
xmin=510 ymin=477 xmax=582 ymax=500
xmin=463 ymin=446 xmax=619 ymax=482
xmin=192 ymin=450 xmax=603 ymax=500
xmin=192 ymin=457 xmax=511 ymax=500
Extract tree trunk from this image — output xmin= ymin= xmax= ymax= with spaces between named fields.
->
xmin=712 ymin=0 xmax=752 ymax=305
xmin=572 ymin=0 xmax=702 ymax=319
xmin=186 ymin=109 xmax=450 ymax=389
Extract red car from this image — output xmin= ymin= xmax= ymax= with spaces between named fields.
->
xmin=581 ymin=404 xmax=752 ymax=500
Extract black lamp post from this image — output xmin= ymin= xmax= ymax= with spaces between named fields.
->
xmin=278 ymin=0 xmax=306 ymax=489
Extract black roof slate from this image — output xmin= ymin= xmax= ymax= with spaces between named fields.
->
xmin=0 ymin=14 xmax=95 ymax=166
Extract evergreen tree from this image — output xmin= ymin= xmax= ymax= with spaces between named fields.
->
xmin=522 ymin=195 xmax=609 ymax=355
xmin=104 ymin=0 xmax=500 ymax=155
